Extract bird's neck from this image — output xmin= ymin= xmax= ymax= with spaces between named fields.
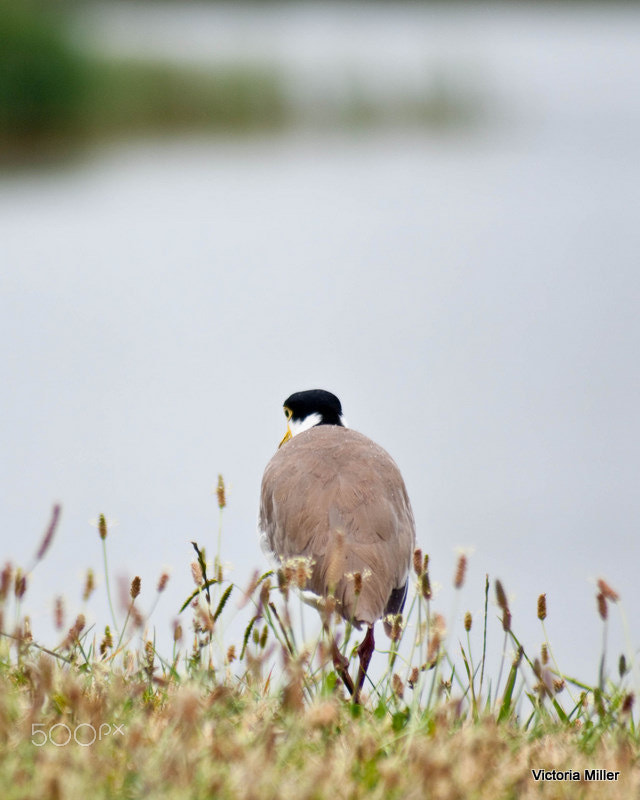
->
xmin=290 ymin=413 xmax=345 ymax=437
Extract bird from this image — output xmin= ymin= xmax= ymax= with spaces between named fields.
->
xmin=259 ymin=389 xmax=416 ymax=700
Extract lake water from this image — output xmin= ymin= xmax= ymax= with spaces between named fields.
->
xmin=2 ymin=2 xmax=639 ymax=686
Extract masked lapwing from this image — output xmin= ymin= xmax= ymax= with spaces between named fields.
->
xmin=259 ymin=389 xmax=416 ymax=700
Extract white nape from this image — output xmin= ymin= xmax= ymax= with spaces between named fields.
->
xmin=289 ymin=413 xmax=322 ymax=437
xmin=290 ymin=413 xmax=348 ymax=437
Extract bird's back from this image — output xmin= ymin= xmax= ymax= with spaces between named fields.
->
xmin=259 ymin=426 xmax=415 ymax=628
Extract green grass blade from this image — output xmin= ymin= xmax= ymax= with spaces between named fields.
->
xmin=497 ymin=660 xmax=519 ymax=723
xmin=178 ymin=579 xmax=219 ymax=613
xmin=213 ymin=584 xmax=233 ymax=623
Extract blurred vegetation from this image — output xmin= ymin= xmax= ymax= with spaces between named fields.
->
xmin=83 ymin=59 xmax=287 ymax=134
xmin=0 ymin=1 xmax=287 ymax=163
xmin=0 ymin=3 xmax=87 ymax=145
xmin=72 ymin=0 xmax=640 ymax=4
xmin=0 ymin=0 xmax=485 ymax=165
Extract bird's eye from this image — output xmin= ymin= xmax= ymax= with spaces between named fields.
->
xmin=284 ymin=407 xmax=293 ymax=421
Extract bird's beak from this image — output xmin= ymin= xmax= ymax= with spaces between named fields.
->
xmin=278 ymin=424 xmax=292 ymax=448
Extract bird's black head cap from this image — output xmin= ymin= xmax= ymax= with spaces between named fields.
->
xmin=283 ymin=389 xmax=344 ymax=427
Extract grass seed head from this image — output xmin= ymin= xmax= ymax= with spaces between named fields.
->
xmin=420 ymin=572 xmax=432 ymax=601
xmin=0 ymin=563 xmax=12 ymax=601
xmin=239 ymin=569 xmax=261 ymax=609
xmin=194 ymin=601 xmax=214 ymax=634
xmin=100 ymin=626 xmax=113 ymax=656
xmin=495 ymin=579 xmax=508 ymax=611
xmin=413 ymin=548 xmax=423 ymax=577
xmin=295 ymin=557 xmax=314 ymax=589
xmin=392 ymin=672 xmax=405 ymax=699
xmin=619 ymin=654 xmax=628 ymax=678
xmin=426 ymin=615 xmax=446 ymax=666
xmin=541 ymin=643 xmax=548 ymax=665
xmin=14 ymin=569 xmax=27 ymax=599
xmin=537 ymin=593 xmax=547 ymax=621
xmin=54 ymin=595 xmax=64 ymax=630
xmin=553 ymin=678 xmax=565 ymax=694
xmin=408 ymin=666 xmax=420 ymax=688
xmin=282 ymin=556 xmax=314 ymax=591
xmin=454 ymin=554 xmax=467 ymax=589
xmin=83 ymin=568 xmax=95 ymax=601
xmin=389 ymin=613 xmax=404 ymax=642
xmin=464 ymin=611 xmax=472 ymax=631
xmin=321 ymin=594 xmax=337 ymax=627
xmin=36 ymin=503 xmax=61 ymax=562
xmin=62 ymin=614 xmax=86 ymax=650
xmin=533 ymin=658 xmax=553 ymax=697
xmin=157 ymin=572 xmax=170 ymax=592
xmin=130 ymin=576 xmax=141 ymax=600
xmin=597 ymin=578 xmax=619 ymax=603
xmin=597 ymin=591 xmax=608 ymax=621
xmin=131 ymin=606 xmax=144 ymax=628
xmin=502 ymin=607 xmax=512 ymax=632
xmin=98 ymin=513 xmax=107 ymax=540
xmin=144 ymin=640 xmax=155 ymax=675
xmin=259 ymin=578 xmax=271 ymax=611
xmin=103 ymin=624 xmax=113 ymax=646
xmin=513 ymin=645 xmax=523 ymax=668
xmin=622 ymin=693 xmax=634 ymax=714
xmin=190 ymin=561 xmax=203 ymax=586
xmin=216 ymin=474 xmax=226 ymax=509
xmin=277 ymin=567 xmax=290 ymax=600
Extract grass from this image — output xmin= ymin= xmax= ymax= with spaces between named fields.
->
xmin=1 ymin=491 xmax=638 ymax=799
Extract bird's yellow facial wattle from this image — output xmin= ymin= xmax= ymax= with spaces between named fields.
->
xmin=279 ymin=407 xmax=293 ymax=448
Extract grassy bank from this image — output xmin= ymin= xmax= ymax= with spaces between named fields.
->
xmin=1 ymin=498 xmax=638 ymax=799
xmin=2 ymin=668 xmax=637 ymax=800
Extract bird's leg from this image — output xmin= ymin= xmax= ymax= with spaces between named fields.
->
xmin=354 ymin=626 xmax=375 ymax=702
xmin=331 ymin=639 xmax=355 ymax=697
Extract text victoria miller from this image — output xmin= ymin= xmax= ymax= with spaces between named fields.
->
xmin=532 ymin=769 xmax=620 ymax=782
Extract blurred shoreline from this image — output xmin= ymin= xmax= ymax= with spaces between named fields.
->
xmin=4 ymin=0 xmax=640 ymax=165
xmin=0 ymin=1 xmax=492 ymax=166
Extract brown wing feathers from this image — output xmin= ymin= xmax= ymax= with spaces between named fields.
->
xmin=259 ymin=426 xmax=415 ymax=630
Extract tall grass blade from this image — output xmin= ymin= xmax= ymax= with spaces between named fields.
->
xmin=497 ymin=658 xmax=519 ymax=723
xmin=213 ymin=585 xmax=233 ymax=623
